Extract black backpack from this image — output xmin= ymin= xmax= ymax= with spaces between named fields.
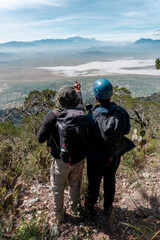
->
xmin=92 ymin=105 xmax=127 ymax=157
xmin=53 ymin=109 xmax=88 ymax=165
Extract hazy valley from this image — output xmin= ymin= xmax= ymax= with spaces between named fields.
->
xmin=0 ymin=36 xmax=160 ymax=109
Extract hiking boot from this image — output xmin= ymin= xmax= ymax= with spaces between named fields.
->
xmin=103 ymin=206 xmax=113 ymax=227
xmin=55 ymin=206 xmax=66 ymax=223
xmin=104 ymin=206 xmax=113 ymax=219
xmin=50 ymin=216 xmax=65 ymax=239
xmin=85 ymin=205 xmax=95 ymax=217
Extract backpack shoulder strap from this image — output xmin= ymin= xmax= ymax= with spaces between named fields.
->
xmin=52 ymin=108 xmax=62 ymax=117
xmin=90 ymin=105 xmax=100 ymax=116
xmin=114 ymin=105 xmax=123 ymax=117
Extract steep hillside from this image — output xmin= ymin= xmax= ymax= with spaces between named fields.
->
xmin=0 ymin=87 xmax=160 ymax=239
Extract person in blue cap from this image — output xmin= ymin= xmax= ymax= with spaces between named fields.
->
xmin=85 ymin=78 xmax=135 ymax=220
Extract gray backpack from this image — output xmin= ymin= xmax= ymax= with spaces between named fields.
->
xmin=92 ymin=106 xmax=127 ymax=157
xmin=54 ymin=109 xmax=88 ymax=165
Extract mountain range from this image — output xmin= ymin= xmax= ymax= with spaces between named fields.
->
xmin=0 ymin=36 xmax=99 ymax=48
xmin=0 ymin=37 xmax=160 ymax=48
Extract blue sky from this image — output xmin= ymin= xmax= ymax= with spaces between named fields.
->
xmin=0 ymin=0 xmax=160 ymax=43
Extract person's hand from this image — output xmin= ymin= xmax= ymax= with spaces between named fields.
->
xmin=74 ymin=81 xmax=81 ymax=92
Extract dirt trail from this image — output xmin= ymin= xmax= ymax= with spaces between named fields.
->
xmin=11 ymin=156 xmax=160 ymax=239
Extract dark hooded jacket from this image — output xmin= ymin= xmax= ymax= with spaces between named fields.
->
xmin=37 ymin=92 xmax=84 ymax=159
xmin=86 ymin=102 xmax=134 ymax=161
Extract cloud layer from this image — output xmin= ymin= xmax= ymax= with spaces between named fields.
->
xmin=38 ymin=59 xmax=159 ymax=77
xmin=0 ymin=0 xmax=64 ymax=9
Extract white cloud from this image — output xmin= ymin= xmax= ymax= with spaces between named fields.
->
xmin=135 ymin=25 xmax=151 ymax=29
xmin=22 ymin=16 xmax=81 ymax=27
xmin=123 ymin=11 xmax=140 ymax=17
xmin=122 ymin=11 xmax=146 ymax=17
xmin=0 ymin=15 xmax=81 ymax=30
xmin=0 ymin=0 xmax=64 ymax=9
xmin=153 ymin=30 xmax=160 ymax=35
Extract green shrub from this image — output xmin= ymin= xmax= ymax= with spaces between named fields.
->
xmin=146 ymin=139 xmax=157 ymax=154
xmin=10 ymin=210 xmax=49 ymax=240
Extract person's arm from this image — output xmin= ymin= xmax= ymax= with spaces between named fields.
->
xmin=121 ymin=107 xmax=131 ymax=134
xmin=74 ymin=80 xmax=81 ymax=93
xmin=37 ymin=111 xmax=56 ymax=143
xmin=74 ymin=81 xmax=84 ymax=110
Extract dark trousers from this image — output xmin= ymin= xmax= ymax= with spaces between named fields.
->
xmin=86 ymin=154 xmax=120 ymax=209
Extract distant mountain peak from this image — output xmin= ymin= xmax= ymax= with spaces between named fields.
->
xmin=135 ymin=38 xmax=158 ymax=44
xmin=67 ymin=36 xmax=96 ymax=41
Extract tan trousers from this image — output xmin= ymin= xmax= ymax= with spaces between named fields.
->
xmin=50 ymin=158 xmax=84 ymax=220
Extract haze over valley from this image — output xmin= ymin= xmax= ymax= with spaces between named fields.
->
xmin=0 ymin=37 xmax=160 ymax=109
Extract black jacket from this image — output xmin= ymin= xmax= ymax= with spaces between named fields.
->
xmin=37 ymin=92 xmax=84 ymax=159
xmin=86 ymin=102 xmax=134 ymax=160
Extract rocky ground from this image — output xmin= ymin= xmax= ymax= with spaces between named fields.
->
xmin=1 ymin=156 xmax=160 ymax=240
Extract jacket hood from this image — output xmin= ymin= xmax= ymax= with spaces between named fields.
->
xmin=94 ymin=102 xmax=117 ymax=115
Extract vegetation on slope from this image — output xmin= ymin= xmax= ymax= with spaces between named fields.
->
xmin=0 ymin=87 xmax=160 ymax=239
